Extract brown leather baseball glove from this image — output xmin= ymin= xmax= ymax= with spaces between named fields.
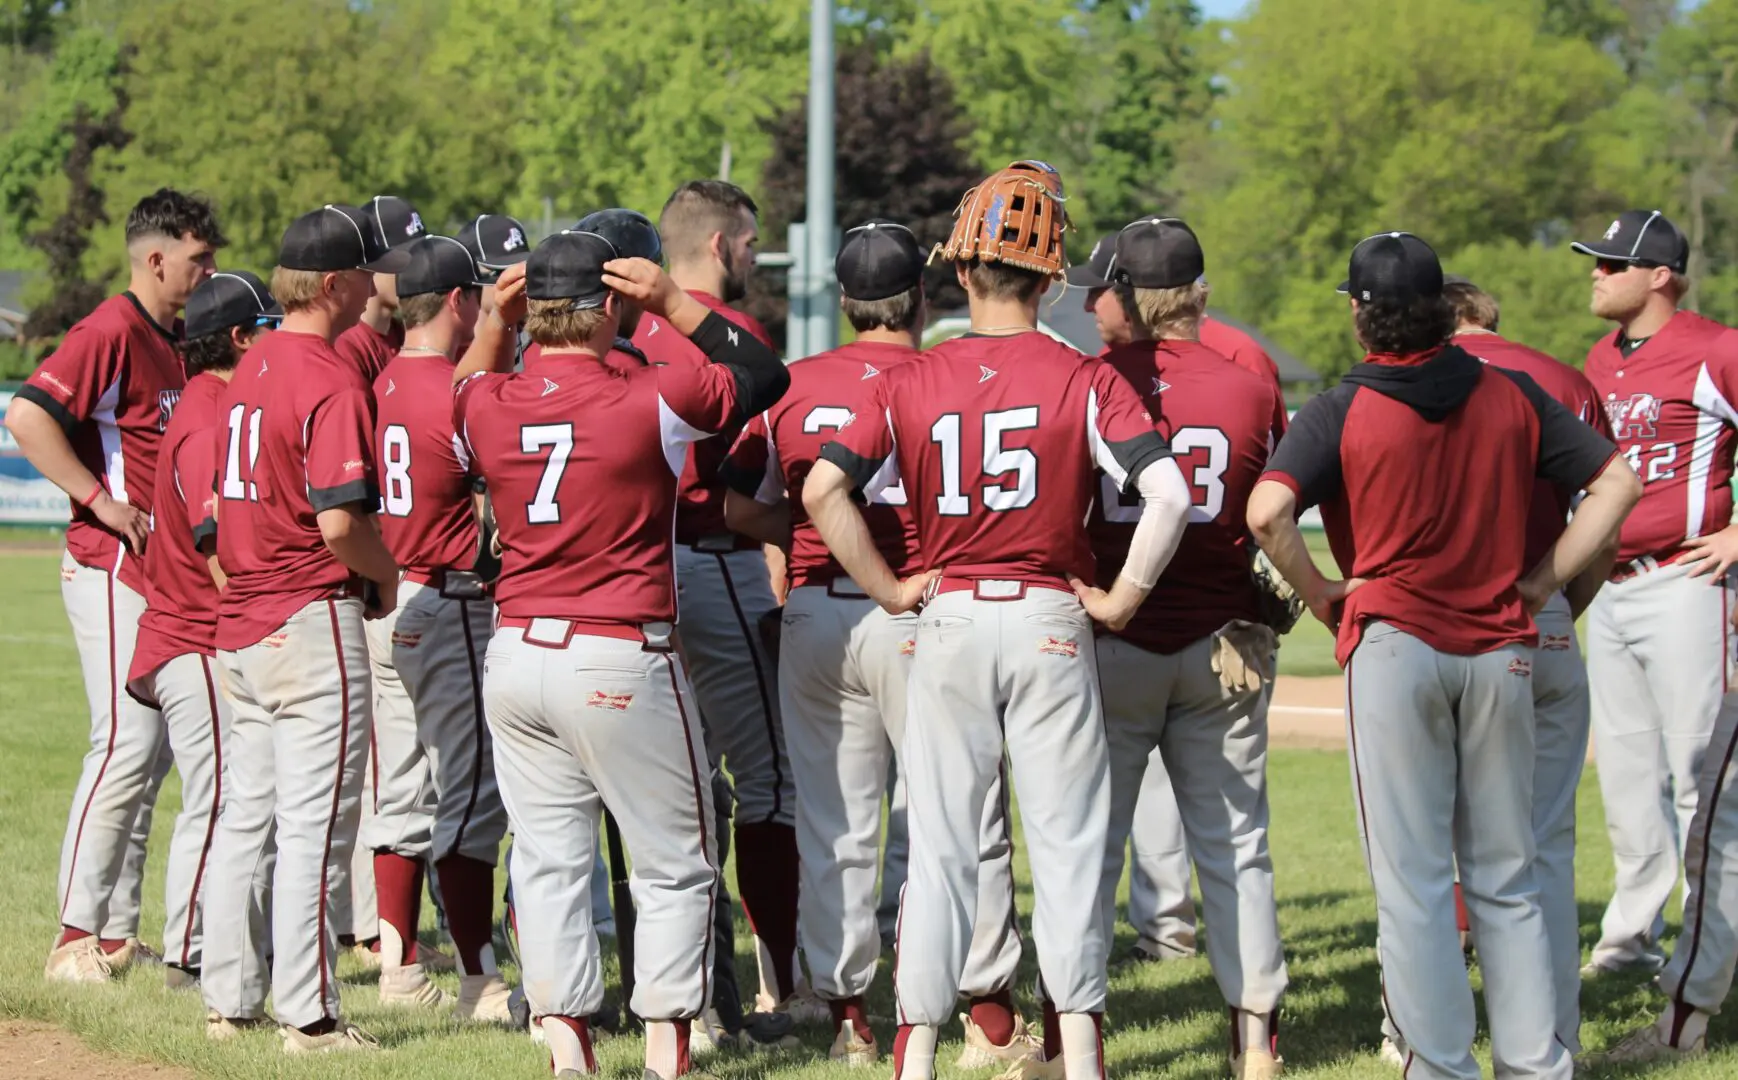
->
xmin=935 ymin=159 xmax=1073 ymax=277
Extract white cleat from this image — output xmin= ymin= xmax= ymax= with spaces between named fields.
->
xmin=1233 ymin=1047 xmax=1285 ymax=1080
xmin=1378 ymin=1036 xmax=1406 ymax=1068
xmin=956 ymin=1011 xmax=1043 ymax=1070
xmin=279 ymin=1021 xmax=380 ymax=1054
xmin=829 ymin=1019 xmax=879 ymax=1067
xmin=44 ymin=937 xmax=113 ymax=984
xmin=1581 ymin=1023 xmax=1706 ymax=1068
xmin=105 ymin=938 xmax=163 ymax=971
xmin=456 ymin=973 xmax=515 ymax=1023
xmin=378 ymin=962 xmax=454 ymax=1010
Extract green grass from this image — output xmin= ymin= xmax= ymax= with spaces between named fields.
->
xmin=1274 ymin=532 xmax=1341 ymax=678
xmin=0 ymin=548 xmax=1733 ymax=1078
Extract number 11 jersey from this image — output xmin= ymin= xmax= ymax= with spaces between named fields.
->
xmin=821 ymin=331 xmax=1171 ymax=587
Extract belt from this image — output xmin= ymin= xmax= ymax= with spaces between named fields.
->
xmin=496 ymin=616 xmax=673 ymax=653
xmin=684 ymin=531 xmax=754 ymax=554
xmin=929 ymin=577 xmax=1073 ymax=602
xmin=1610 ymin=552 xmax=1684 ymax=584
xmin=404 ymin=566 xmax=488 ymax=600
xmin=797 ymin=577 xmax=870 ymax=600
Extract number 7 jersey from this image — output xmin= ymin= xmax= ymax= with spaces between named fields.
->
xmin=820 ymin=332 xmax=1171 ymax=586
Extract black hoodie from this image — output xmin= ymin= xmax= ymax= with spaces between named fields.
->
xmin=1342 ymin=344 xmax=1484 ymax=422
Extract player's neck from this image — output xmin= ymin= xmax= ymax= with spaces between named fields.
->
xmin=534 ymin=336 xmax=611 ymax=361
xmin=854 ymin=327 xmax=918 ymax=348
xmin=1619 ymin=298 xmax=1678 ymax=342
xmin=668 ymin=261 xmax=725 ymax=303
xmin=280 ymin=309 xmax=341 ymax=344
xmin=402 ymin=322 xmax=459 ymax=361
xmin=966 ymin=294 xmax=1040 ymax=335
xmin=125 ymin=274 xmax=180 ymax=331
xmin=359 ymin=298 xmax=396 ymax=336
xmin=1455 ymin=323 xmax=1498 ymax=337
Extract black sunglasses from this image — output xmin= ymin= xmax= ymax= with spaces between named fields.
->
xmin=1595 ymin=258 xmax=1664 ymax=275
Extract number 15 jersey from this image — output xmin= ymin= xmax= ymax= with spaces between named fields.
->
xmin=821 ymin=331 xmax=1171 ymax=586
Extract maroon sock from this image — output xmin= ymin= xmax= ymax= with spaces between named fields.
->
xmin=56 ymin=927 xmax=93 ymax=948
xmin=1454 ymin=882 xmax=1469 ymax=934
xmin=434 ymin=854 xmax=495 ymax=974
xmin=545 ymin=1015 xmax=596 ymax=1072
xmin=675 ymin=1020 xmax=692 ymax=1076
xmin=893 ymin=1024 xmax=915 ymax=1074
xmin=733 ymin=821 xmax=799 ymax=999
xmin=969 ymin=990 xmax=1016 ymax=1046
xmin=1041 ymin=998 xmax=1061 ymax=1061
xmin=98 ymin=937 xmax=128 ymax=955
xmin=373 ymin=852 xmax=423 ymax=965
xmin=831 ymin=996 xmax=874 ymax=1040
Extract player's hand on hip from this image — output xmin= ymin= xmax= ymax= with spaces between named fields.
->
xmin=491 ymin=262 xmax=529 ymax=327
xmin=92 ymin=491 xmax=149 ymax=555
xmin=364 ymin=576 xmax=398 ymax=620
xmin=1303 ymin=576 xmax=1365 ymax=631
xmin=881 ymin=569 xmax=941 ymax=616
xmin=1211 ymin=619 xmax=1278 ymax=694
xmin=1516 ymin=574 xmax=1553 ymax=616
xmin=1068 ymin=574 xmax=1141 ymax=632
xmin=1683 ymin=524 xmax=1738 ymax=582
xmin=602 ymin=258 xmax=683 ymax=318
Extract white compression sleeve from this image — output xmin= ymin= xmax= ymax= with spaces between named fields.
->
xmin=1117 ymin=455 xmax=1191 ymax=591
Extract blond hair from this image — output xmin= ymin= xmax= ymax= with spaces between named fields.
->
xmin=1123 ymin=280 xmax=1208 ymax=340
xmin=269 ymin=267 xmax=327 ymax=312
xmin=1443 ymin=281 xmax=1499 ymax=332
xmin=525 ymin=297 xmax=611 ymax=347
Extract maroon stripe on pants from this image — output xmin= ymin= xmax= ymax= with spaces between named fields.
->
xmin=450 ymin=599 xmax=486 ymax=854
xmin=712 ymin=553 xmax=784 ymax=821
xmin=60 ymin=564 xmax=121 ymax=926
xmin=317 ymin=600 xmax=356 ymax=1018
xmin=1671 ymin=675 xmax=1738 ymax=1009
xmin=665 ymin=655 xmax=717 ymax=1009
xmin=179 ymin=654 xmax=224 ymax=966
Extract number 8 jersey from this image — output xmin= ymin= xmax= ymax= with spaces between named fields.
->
xmin=820 ymin=331 xmax=1170 ymax=587
xmin=214 ymin=330 xmax=381 ymax=650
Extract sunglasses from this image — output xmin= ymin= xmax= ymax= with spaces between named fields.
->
xmin=253 ymin=315 xmax=283 ymax=330
xmin=1595 ymin=258 xmax=1664 ymax=275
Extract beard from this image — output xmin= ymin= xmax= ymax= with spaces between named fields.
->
xmin=721 ymin=245 xmax=750 ymax=303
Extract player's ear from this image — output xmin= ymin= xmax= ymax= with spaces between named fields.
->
xmin=708 ymin=230 xmax=725 ymax=267
xmin=954 ymin=262 xmax=970 ymax=292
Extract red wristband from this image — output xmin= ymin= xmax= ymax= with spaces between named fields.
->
xmin=78 ymin=483 xmax=104 ymax=509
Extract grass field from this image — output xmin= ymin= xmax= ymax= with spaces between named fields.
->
xmin=0 ymin=545 xmax=1732 ymax=1078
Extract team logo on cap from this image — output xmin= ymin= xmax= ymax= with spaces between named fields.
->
xmin=504 ymin=227 xmax=526 ymax=252
xmin=1603 ymin=219 xmax=1623 ymax=241
xmin=407 ymin=211 xmax=426 ymax=237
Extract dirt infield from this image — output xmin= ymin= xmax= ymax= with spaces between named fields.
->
xmin=1269 ymin=675 xmax=1345 ymax=748
xmin=0 ymin=1022 xmax=190 ymax=1080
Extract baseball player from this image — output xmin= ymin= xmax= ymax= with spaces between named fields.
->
xmin=202 ymin=204 xmax=406 ymax=1052
xmin=1442 ymin=277 xmax=1614 ymax=1052
xmin=365 ymin=235 xmax=513 ymax=1020
xmin=125 ymin=271 xmax=280 ymax=991
xmin=630 ymin=180 xmax=809 ymax=1027
xmin=334 ymin=194 xmax=427 ymax=383
xmin=1081 ymin=218 xmax=1289 ymax=1080
xmin=1568 ymin=210 xmax=1738 ymax=979
xmin=6 ymin=189 xmax=224 ymax=982
xmin=720 ymin=221 xmax=1033 ymax=1070
xmin=807 ymin=160 xmax=1193 ymax=1080
xmin=456 ymin=212 xmax=534 ymax=333
xmin=450 ymin=229 xmax=790 ymax=1079
xmin=1247 ymin=231 xmax=1638 ymax=1080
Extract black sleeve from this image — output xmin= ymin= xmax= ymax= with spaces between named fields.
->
xmin=13 ymin=384 xmax=78 ymax=437
xmin=1106 ymin=430 xmax=1173 ymax=494
xmin=818 ymin=440 xmax=889 ymax=495
xmin=689 ymin=312 xmax=791 ymax=423
xmin=1264 ymin=383 xmax=1355 ymax=510
xmin=1494 ymin=369 xmax=1621 ymax=490
xmin=309 ymin=479 xmax=382 ymax=514
xmin=717 ymin=460 xmax=763 ymax=497
xmin=191 ymin=515 xmax=217 ymax=551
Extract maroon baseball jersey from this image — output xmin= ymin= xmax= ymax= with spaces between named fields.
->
xmin=1261 ymin=344 xmax=1620 ymax=666
xmin=16 ymin=293 xmax=185 ymax=592
xmin=1456 ymin=331 xmax=1613 ymax=571
xmin=214 ymin=331 xmax=380 ymax=650
xmin=374 ymin=351 xmax=478 ymax=572
xmin=820 ymin=332 xmax=1170 ymax=587
xmin=129 ymin=371 xmax=227 ymax=692
xmin=1584 ymin=311 xmax=1738 ymax=564
xmin=335 ymin=320 xmax=404 ymax=385
xmin=720 ymin=340 xmax=921 ymax=588
xmin=454 ymin=350 xmax=743 ymax=624
xmin=1201 ymin=316 xmax=1288 ymax=436
xmin=1090 ymin=340 xmax=1279 ymax=653
xmin=630 ymin=291 xmax=775 ymax=544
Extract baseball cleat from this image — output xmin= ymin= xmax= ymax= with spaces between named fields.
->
xmin=455 ymin=973 xmax=515 ymax=1023
xmin=378 ymin=962 xmax=454 ymax=1010
xmin=164 ymin=964 xmax=199 ymax=991
xmin=106 ymin=938 xmax=163 ymax=971
xmin=691 ymin=1006 xmax=735 ymax=1055
xmin=1233 ymin=1047 xmax=1285 ymax=1080
xmin=956 ymin=1011 xmax=1043 ymax=1070
xmin=1579 ymin=948 xmax=1667 ymax=980
xmin=279 ymin=1021 xmax=381 ymax=1054
xmin=643 ymin=1070 xmax=720 ymax=1080
xmin=829 ymin=1019 xmax=879 ymax=1066
xmin=205 ymin=1010 xmax=272 ymax=1041
xmin=1580 ymin=1022 xmax=1706 ymax=1068
xmin=348 ymin=942 xmax=383 ymax=971
xmin=44 ymin=937 xmax=112 ymax=984
xmin=1378 ymin=1036 xmax=1406 ymax=1067
xmin=740 ymin=1009 xmax=801 ymax=1051
xmin=752 ymin=987 xmax=831 ymax=1026
xmin=991 ymin=1056 xmax=1064 ymax=1080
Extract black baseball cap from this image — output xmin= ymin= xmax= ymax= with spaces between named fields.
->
xmin=1065 ymin=232 xmax=1117 ymax=288
xmin=396 ymin=236 xmax=489 ymax=298
xmin=525 ymin=230 xmax=621 ymax=310
xmin=278 ymin=204 xmax=411 ymax=273
xmin=184 ymin=271 xmax=282 ymax=341
xmin=1571 ymin=210 xmax=1689 ymax=273
xmin=364 ymin=195 xmax=428 ymax=252
xmin=836 ymin=221 xmax=924 ymax=301
xmin=1106 ymin=218 xmax=1204 ymax=289
xmin=1337 ymin=231 xmax=1443 ymax=303
xmin=456 ymin=214 xmax=533 ymax=272
xmin=573 ymin=209 xmax=663 ymax=265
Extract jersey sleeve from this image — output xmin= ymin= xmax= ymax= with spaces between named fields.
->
xmin=657 ymin=363 xmax=741 ymax=443
xmin=1087 ymin=360 xmax=1172 ymax=492
xmin=16 ymin=319 xmax=125 ymax=432
xmin=451 ymin=371 xmax=496 ymax=462
xmin=1261 ymin=383 xmax=1354 ymax=509
xmin=1494 ymin=368 xmax=1622 ymax=491
xmin=177 ymin=430 xmax=221 ymax=548
xmin=305 ymin=386 xmax=381 ymax=512
xmin=719 ymin=412 xmax=784 ymax=504
xmin=1700 ymin=330 xmax=1738 ymax=432
xmin=817 ymin=377 xmax=897 ymax=493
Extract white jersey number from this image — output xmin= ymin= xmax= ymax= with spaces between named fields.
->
xmin=381 ymin=425 xmax=414 ymax=517
xmin=521 ymin=423 xmax=573 ymax=524
xmin=807 ymin=405 xmax=905 ymax=506
xmin=222 ymin=403 xmax=262 ymax=502
xmin=932 ymin=407 xmax=1039 ymax=516
xmin=1100 ymin=425 xmax=1229 ymax=524
xmin=1624 ymin=441 xmax=1679 ymax=483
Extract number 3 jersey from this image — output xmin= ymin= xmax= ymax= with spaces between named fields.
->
xmin=1088 ymin=339 xmax=1282 ymax=654
xmin=373 ymin=351 xmax=478 ymax=573
xmin=453 ymin=346 xmax=745 ymax=625
xmin=1584 ymin=310 xmax=1738 ymax=565
xmin=820 ymin=331 xmax=1171 ymax=587
xmin=214 ymin=330 xmax=381 ymax=650
xmin=720 ymin=340 xmax=923 ymax=589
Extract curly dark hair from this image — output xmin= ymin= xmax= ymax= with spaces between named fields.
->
xmin=125 ymin=188 xmax=227 ymax=247
xmin=1353 ymin=295 xmax=1455 ymax=355
xmin=179 ymin=326 xmax=258 ymax=376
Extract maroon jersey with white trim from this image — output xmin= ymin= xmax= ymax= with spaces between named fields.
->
xmin=721 ymin=340 xmax=921 ymax=588
xmin=130 ymin=372 xmax=227 ymax=684
xmin=1457 ymin=331 xmax=1612 ymax=570
xmin=16 ymin=292 xmax=184 ymax=592
xmin=335 ymin=320 xmax=404 ymax=385
xmin=374 ymin=352 xmax=477 ymax=572
xmin=821 ymin=332 xmax=1171 ymax=586
xmin=454 ymin=351 xmax=743 ymax=623
xmin=1090 ymin=340 xmax=1278 ymax=653
xmin=215 ymin=331 xmax=380 ymax=650
xmin=630 ymin=291 xmax=775 ymax=543
xmin=1585 ymin=311 xmax=1738 ymax=564
xmin=1200 ymin=316 xmax=1288 ymax=436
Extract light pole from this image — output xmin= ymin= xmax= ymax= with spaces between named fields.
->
xmin=801 ymin=0 xmax=836 ymax=359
